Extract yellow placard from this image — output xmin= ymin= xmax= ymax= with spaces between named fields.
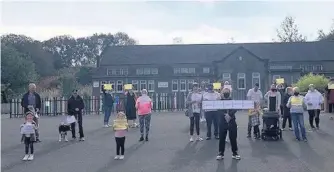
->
xmin=124 ymin=84 xmax=132 ymax=90
xmin=213 ymin=83 xmax=221 ymax=90
xmin=290 ymin=97 xmax=303 ymax=106
xmin=113 ymin=119 xmax=128 ymax=130
xmin=276 ymin=78 xmax=284 ymax=84
xmin=328 ymin=83 xmax=334 ymax=89
xmin=103 ymin=84 xmax=112 ymax=90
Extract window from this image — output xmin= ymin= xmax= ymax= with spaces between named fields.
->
xmin=174 ymin=68 xmax=181 ymax=74
xmin=181 ymin=68 xmax=188 ymax=73
xmin=222 ymin=73 xmax=231 ymax=81
xmin=300 ymin=65 xmax=305 ymax=72
xmin=273 ymin=75 xmax=281 ymax=81
xmin=116 ymin=80 xmax=123 ymax=92
xmin=136 ymin=68 xmax=143 ymax=75
xmin=237 ymin=73 xmax=246 ymax=89
xmin=107 ymin=69 xmax=112 ymax=76
xmin=314 ymin=65 xmax=323 ymax=71
xmin=203 ymin=67 xmax=210 ymax=73
xmin=140 ymin=80 xmax=147 ymax=90
xmin=110 ymin=81 xmax=115 ymax=92
xmin=148 ymin=80 xmax=155 ymax=92
xmin=187 ymin=80 xmax=194 ymax=90
xmin=305 ymin=65 xmax=313 ymax=71
xmin=144 ymin=68 xmax=151 ymax=75
xmin=291 ymin=76 xmax=294 ymax=84
xmin=252 ymin=72 xmax=261 ymax=89
xmin=180 ymin=80 xmax=186 ymax=91
xmin=132 ymin=80 xmax=138 ymax=91
xmin=172 ymin=80 xmax=178 ymax=91
xmin=151 ymin=68 xmax=158 ymax=74
xmin=188 ymin=68 xmax=196 ymax=74
xmin=121 ymin=68 xmax=128 ymax=75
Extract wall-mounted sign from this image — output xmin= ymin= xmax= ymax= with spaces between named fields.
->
xmin=158 ymin=82 xmax=168 ymax=88
xmin=93 ymin=81 xmax=99 ymax=88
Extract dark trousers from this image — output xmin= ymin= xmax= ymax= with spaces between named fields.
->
xmin=308 ymin=109 xmax=321 ymax=128
xmin=282 ymin=115 xmax=292 ymax=128
xmin=329 ymin=103 xmax=334 ymax=113
xmin=71 ymin=112 xmax=84 ymax=138
xmin=115 ymin=137 xmax=125 ymax=155
xmin=205 ymin=111 xmax=219 ymax=138
xmin=218 ymin=122 xmax=238 ymax=156
xmin=190 ymin=113 xmax=200 ymax=136
xmin=248 ymin=124 xmax=260 ymax=136
xmin=24 ymin=137 xmax=34 ymax=154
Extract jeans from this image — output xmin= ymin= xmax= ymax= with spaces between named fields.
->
xmin=71 ymin=112 xmax=84 ymax=138
xmin=190 ymin=113 xmax=200 ymax=136
xmin=218 ymin=121 xmax=238 ymax=156
xmin=291 ymin=113 xmax=307 ymax=140
xmin=115 ymin=137 xmax=125 ymax=155
xmin=308 ymin=109 xmax=320 ymax=128
xmin=139 ymin=114 xmax=151 ymax=137
xmin=104 ymin=107 xmax=112 ymax=125
xmin=205 ymin=111 xmax=219 ymax=138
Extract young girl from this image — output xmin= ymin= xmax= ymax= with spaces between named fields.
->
xmin=20 ymin=112 xmax=37 ymax=161
xmin=113 ymin=112 xmax=128 ymax=160
xmin=248 ymin=102 xmax=263 ymax=139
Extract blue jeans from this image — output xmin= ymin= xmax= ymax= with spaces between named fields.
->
xmin=104 ymin=107 xmax=112 ymax=124
xmin=291 ymin=113 xmax=307 ymax=140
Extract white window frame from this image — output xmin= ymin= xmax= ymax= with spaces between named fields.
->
xmin=107 ymin=69 xmax=112 ymax=76
xmin=180 ymin=79 xmax=186 ymax=92
xmin=110 ymin=81 xmax=115 ymax=92
xmin=181 ymin=68 xmax=188 ymax=73
xmin=116 ymin=80 xmax=123 ymax=92
xmin=173 ymin=68 xmax=181 ymax=74
xmin=136 ymin=68 xmax=143 ymax=75
xmin=203 ymin=67 xmax=210 ymax=73
xmin=132 ymin=80 xmax=138 ymax=92
xmin=121 ymin=68 xmax=128 ymax=75
xmin=144 ymin=68 xmax=151 ymax=75
xmin=172 ymin=80 xmax=178 ymax=92
xmin=188 ymin=68 xmax=196 ymax=74
xmin=252 ymin=72 xmax=261 ymax=89
xmin=314 ymin=65 xmax=323 ymax=71
xmin=148 ymin=80 xmax=155 ymax=92
xmin=187 ymin=79 xmax=194 ymax=91
xmin=237 ymin=73 xmax=246 ymax=90
xmin=151 ymin=68 xmax=158 ymax=74
xmin=222 ymin=73 xmax=231 ymax=81
xmin=140 ymin=80 xmax=147 ymax=90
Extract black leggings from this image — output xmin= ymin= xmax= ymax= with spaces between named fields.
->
xmin=308 ymin=109 xmax=320 ymax=128
xmin=24 ymin=137 xmax=34 ymax=154
xmin=190 ymin=113 xmax=200 ymax=136
xmin=115 ymin=137 xmax=125 ymax=155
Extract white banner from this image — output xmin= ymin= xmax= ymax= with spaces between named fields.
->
xmin=202 ymin=100 xmax=254 ymax=110
xmin=21 ymin=124 xmax=35 ymax=134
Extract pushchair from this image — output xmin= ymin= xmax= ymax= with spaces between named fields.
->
xmin=261 ymin=110 xmax=282 ymax=141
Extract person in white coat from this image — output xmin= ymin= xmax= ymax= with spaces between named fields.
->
xmin=304 ymin=84 xmax=323 ymax=129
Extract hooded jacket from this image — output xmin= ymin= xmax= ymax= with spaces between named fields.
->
xmin=136 ymin=94 xmax=152 ymax=115
xmin=304 ymin=89 xmax=323 ymax=110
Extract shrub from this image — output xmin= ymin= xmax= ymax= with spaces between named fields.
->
xmin=293 ymin=73 xmax=329 ymax=93
xmin=77 ymin=85 xmax=92 ymax=99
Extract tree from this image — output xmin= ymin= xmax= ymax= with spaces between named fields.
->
xmin=317 ymin=20 xmax=334 ymax=41
xmin=275 ymin=16 xmax=307 ymax=42
xmin=293 ymin=73 xmax=329 ymax=93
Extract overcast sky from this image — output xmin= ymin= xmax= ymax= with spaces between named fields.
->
xmin=1 ymin=0 xmax=334 ymax=44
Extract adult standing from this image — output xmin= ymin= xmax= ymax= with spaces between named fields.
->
xmin=102 ymin=89 xmax=114 ymax=127
xmin=264 ymin=84 xmax=281 ymax=113
xmin=282 ymin=87 xmax=293 ymax=130
xmin=67 ymin=90 xmax=85 ymax=141
xmin=21 ymin=83 xmax=42 ymax=142
xmin=216 ymin=88 xmax=240 ymax=160
xmin=125 ymin=90 xmax=137 ymax=128
xmin=136 ymin=89 xmax=152 ymax=141
xmin=305 ymin=84 xmax=323 ymax=129
xmin=202 ymin=83 xmax=221 ymax=140
xmin=246 ymin=83 xmax=263 ymax=138
xmin=186 ymin=83 xmax=203 ymax=142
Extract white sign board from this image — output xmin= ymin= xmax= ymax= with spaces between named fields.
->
xmin=21 ymin=124 xmax=35 ymax=134
xmin=93 ymin=81 xmax=99 ymax=88
xmin=158 ymin=82 xmax=168 ymax=88
xmin=202 ymin=100 xmax=254 ymax=110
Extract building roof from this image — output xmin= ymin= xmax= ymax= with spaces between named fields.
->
xmin=100 ymin=41 xmax=334 ymax=65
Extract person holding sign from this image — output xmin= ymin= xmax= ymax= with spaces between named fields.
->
xmin=186 ymin=83 xmax=203 ymax=142
xmin=216 ymin=88 xmax=240 ymax=160
xmin=113 ymin=112 xmax=128 ymax=160
xmin=305 ymin=84 xmax=323 ymax=129
xmin=20 ymin=112 xmax=37 ymax=161
xmin=202 ymin=83 xmax=221 ymax=140
xmin=67 ymin=90 xmax=85 ymax=141
xmin=286 ymin=87 xmax=307 ymax=142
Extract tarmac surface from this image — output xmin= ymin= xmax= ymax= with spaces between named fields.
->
xmin=2 ymin=112 xmax=334 ymax=172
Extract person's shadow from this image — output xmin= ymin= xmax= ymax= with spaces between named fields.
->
xmin=169 ymin=142 xmax=199 ymax=171
xmin=216 ymin=160 xmax=239 ymax=172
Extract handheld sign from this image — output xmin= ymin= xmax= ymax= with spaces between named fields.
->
xmin=328 ymin=83 xmax=334 ymax=90
xmin=276 ymin=78 xmax=284 ymax=84
xmin=213 ymin=83 xmax=221 ymax=90
xmin=124 ymin=84 xmax=133 ymax=90
xmin=103 ymin=84 xmax=113 ymax=90
xmin=113 ymin=119 xmax=128 ymax=130
xmin=202 ymin=100 xmax=254 ymax=110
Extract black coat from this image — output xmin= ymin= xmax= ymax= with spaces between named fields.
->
xmin=282 ymin=93 xmax=291 ymax=116
xmin=67 ymin=95 xmax=85 ymax=115
xmin=217 ymin=97 xmax=238 ymax=129
xmin=21 ymin=92 xmax=41 ymax=113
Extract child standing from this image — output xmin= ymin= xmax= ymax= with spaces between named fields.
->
xmin=113 ymin=112 xmax=128 ymax=160
xmin=20 ymin=112 xmax=37 ymax=161
xmin=248 ymin=103 xmax=262 ymax=139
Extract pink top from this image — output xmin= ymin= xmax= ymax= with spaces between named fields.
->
xmin=136 ymin=95 xmax=152 ymax=115
xmin=115 ymin=130 xmax=127 ymax=137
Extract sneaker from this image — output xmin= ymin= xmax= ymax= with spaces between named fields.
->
xmin=247 ymin=134 xmax=251 ymax=138
xmin=22 ymin=154 xmax=29 ymax=161
xmin=114 ymin=155 xmax=120 ymax=160
xmin=79 ymin=137 xmax=85 ymax=141
xmin=119 ymin=155 xmax=124 ymax=160
xmin=27 ymin=154 xmax=34 ymax=161
xmin=281 ymin=128 xmax=285 ymax=131
xmin=139 ymin=136 xmax=144 ymax=142
xmin=190 ymin=136 xmax=194 ymax=142
xmin=289 ymin=128 xmax=293 ymax=131
xmin=216 ymin=154 xmax=224 ymax=160
xmin=215 ymin=136 xmax=219 ymax=140
xmin=58 ymin=139 xmax=62 ymax=142
xmin=316 ymin=126 xmax=320 ymax=130
xmin=200 ymin=118 xmax=206 ymax=122
xmin=206 ymin=137 xmax=211 ymax=140
xmin=145 ymin=136 xmax=149 ymax=141
xmin=232 ymin=154 xmax=241 ymax=160
xmin=104 ymin=125 xmax=109 ymax=128
xmin=196 ymin=136 xmax=203 ymax=141
xmin=296 ymin=138 xmax=301 ymax=141
xmin=36 ymin=139 xmax=41 ymax=143
xmin=108 ymin=124 xmax=113 ymax=127
xmin=303 ymin=138 xmax=308 ymax=142
xmin=64 ymin=138 xmax=69 ymax=142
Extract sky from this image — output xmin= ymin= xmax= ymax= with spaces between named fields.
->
xmin=1 ymin=0 xmax=334 ymax=45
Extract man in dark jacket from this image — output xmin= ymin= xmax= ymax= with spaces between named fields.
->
xmin=216 ymin=88 xmax=240 ymax=160
xmin=21 ymin=83 xmax=42 ymax=142
xmin=282 ymin=87 xmax=293 ymax=130
xmin=67 ymin=89 xmax=85 ymax=141
xmin=102 ymin=88 xmax=114 ymax=127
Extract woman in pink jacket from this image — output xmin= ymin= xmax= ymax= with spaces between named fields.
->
xmin=136 ymin=89 xmax=153 ymax=141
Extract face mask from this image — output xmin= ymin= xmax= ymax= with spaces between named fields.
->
xmin=294 ymin=92 xmax=299 ymax=96
xmin=271 ymin=89 xmax=277 ymax=92
xmin=223 ymin=93 xmax=230 ymax=98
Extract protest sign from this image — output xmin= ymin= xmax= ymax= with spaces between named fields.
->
xmin=202 ymin=100 xmax=254 ymax=110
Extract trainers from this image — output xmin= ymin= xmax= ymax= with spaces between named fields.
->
xmin=145 ymin=136 xmax=149 ymax=141
xmin=247 ymin=134 xmax=251 ymax=138
xmin=206 ymin=137 xmax=211 ymax=140
xmin=114 ymin=155 xmax=120 ymax=160
xmin=79 ymin=137 xmax=85 ymax=141
xmin=104 ymin=124 xmax=109 ymax=128
xmin=22 ymin=154 xmax=29 ymax=161
xmin=303 ymin=138 xmax=308 ymax=142
xmin=232 ymin=154 xmax=241 ymax=160
xmin=119 ymin=155 xmax=124 ymax=160
xmin=215 ymin=136 xmax=219 ymax=140
xmin=289 ymin=128 xmax=293 ymax=131
xmin=216 ymin=154 xmax=224 ymax=160
xmin=27 ymin=154 xmax=34 ymax=161
xmin=196 ymin=136 xmax=203 ymax=141
xmin=281 ymin=128 xmax=285 ymax=131
xmin=190 ymin=136 xmax=194 ymax=142
xmin=139 ymin=136 xmax=144 ymax=142
xmin=64 ymin=137 xmax=69 ymax=142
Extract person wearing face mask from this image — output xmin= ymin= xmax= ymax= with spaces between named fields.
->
xmin=202 ymin=83 xmax=221 ymax=140
xmin=286 ymin=87 xmax=307 ymax=141
xmin=282 ymin=87 xmax=293 ymax=131
xmin=264 ymin=84 xmax=281 ymax=113
xmin=216 ymin=88 xmax=240 ymax=160
xmin=125 ymin=90 xmax=138 ymax=128
xmin=304 ymin=84 xmax=323 ymax=130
